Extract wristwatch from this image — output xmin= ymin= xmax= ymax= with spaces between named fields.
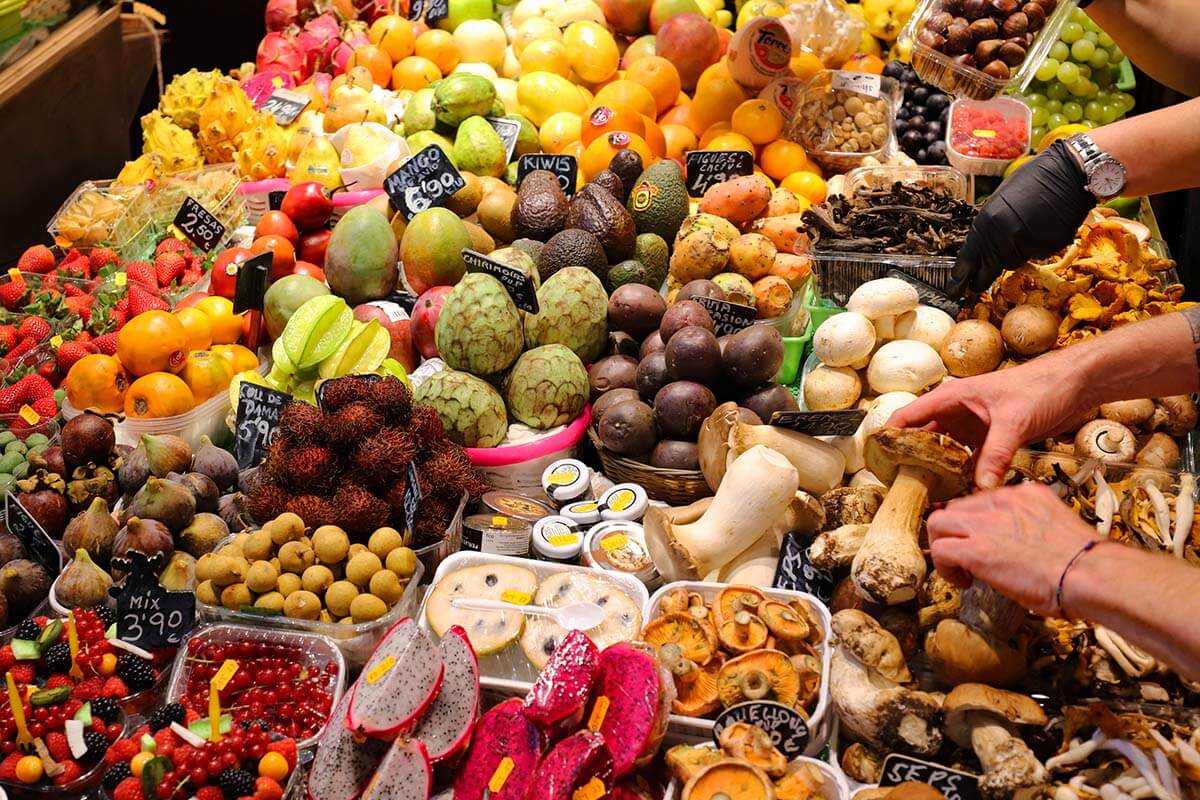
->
xmin=1066 ymin=133 xmax=1127 ymax=200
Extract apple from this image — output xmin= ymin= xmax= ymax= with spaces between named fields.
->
xmin=437 ymin=0 xmax=493 ymax=31
xmin=411 ymin=286 xmax=452 ymax=359
xmin=354 ymin=300 xmax=419 ymax=372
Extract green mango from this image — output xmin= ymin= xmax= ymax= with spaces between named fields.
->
xmin=406 ymin=131 xmax=457 ymax=167
xmin=403 ymin=88 xmax=437 ymax=136
xmin=453 ymin=116 xmax=508 ymax=179
xmin=504 ymin=114 xmax=540 ymax=158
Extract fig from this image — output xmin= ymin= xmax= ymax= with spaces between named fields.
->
xmin=0 ymin=559 xmax=50 ymax=619
xmin=170 ymin=472 xmax=219 ymax=514
xmin=113 ymin=517 xmax=174 ymax=566
xmin=158 ymin=551 xmax=196 ymax=591
xmin=29 ymin=446 xmax=66 ymax=478
xmin=62 ymin=497 xmax=120 ymax=568
xmin=191 ymin=435 xmax=238 ymax=492
xmin=142 ymin=433 xmax=193 ymax=479
xmin=17 ymin=489 xmax=68 ymax=539
xmin=178 ymin=513 xmax=231 ymax=559
xmin=56 ymin=549 xmax=112 ymax=609
xmin=218 ymin=493 xmax=251 ymax=532
xmin=118 ymin=445 xmax=150 ymax=495
xmin=60 ymin=413 xmax=115 ymax=469
xmin=0 ymin=532 xmax=26 ymax=565
xmin=123 ymin=477 xmax=196 ymax=532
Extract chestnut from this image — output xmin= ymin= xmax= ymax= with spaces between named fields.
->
xmin=1037 ymin=0 xmax=1057 ymax=13
xmin=968 ymin=17 xmax=999 ymax=39
xmin=1001 ymin=12 xmax=1029 ymax=36
xmin=952 ymin=53 xmax=978 ymax=69
xmin=928 ymin=10 xmax=955 ymax=31
xmin=940 ymin=0 xmax=965 ymax=13
xmin=944 ymin=24 xmax=972 ymax=54
xmin=962 ymin=0 xmax=988 ymax=19
xmin=1022 ymin=2 xmax=1045 ymax=29
xmin=1007 ymin=32 xmax=1033 ymax=48
xmin=918 ymin=28 xmax=948 ymax=50
xmin=999 ymin=40 xmax=1027 ymax=65
xmin=982 ymin=59 xmax=1012 ymax=79
xmin=974 ymin=38 xmax=1003 ymax=64
xmin=989 ymin=0 xmax=1018 ymax=14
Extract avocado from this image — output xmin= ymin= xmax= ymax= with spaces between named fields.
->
xmin=511 ymin=237 xmax=545 ymax=264
xmin=512 ymin=170 xmax=568 ymax=242
xmin=567 ymin=183 xmax=636 ymax=262
xmin=634 ymin=233 xmax=669 ymax=289
xmin=538 ymin=228 xmax=608 ymax=282
xmin=627 ymin=160 xmax=689 ymax=244
xmin=591 ymin=170 xmax=625 ymax=201
xmin=607 ymin=259 xmax=647 ymax=291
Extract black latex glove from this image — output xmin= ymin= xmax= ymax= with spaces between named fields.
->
xmin=951 ymin=140 xmax=1095 ymax=298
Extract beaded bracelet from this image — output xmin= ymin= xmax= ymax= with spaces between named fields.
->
xmin=1055 ymin=539 xmax=1099 ymax=617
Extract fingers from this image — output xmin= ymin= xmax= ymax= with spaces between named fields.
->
xmin=929 ymin=536 xmax=975 ymax=589
xmin=887 ymin=388 xmax=958 ymax=430
xmin=975 ymin=419 xmax=1025 ymax=489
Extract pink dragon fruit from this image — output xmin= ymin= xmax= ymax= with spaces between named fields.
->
xmin=296 ymin=13 xmax=343 ymax=75
xmin=308 ymin=692 xmax=389 ymax=800
xmin=587 ymin=642 xmax=676 ymax=778
xmin=533 ymin=731 xmax=614 ymax=800
xmin=331 ymin=22 xmax=370 ymax=74
xmin=264 ymin=0 xmax=300 ymax=31
xmin=410 ymin=626 xmax=479 ymax=762
xmin=347 ymin=617 xmax=445 ymax=738
xmin=523 ymin=629 xmax=598 ymax=734
xmin=453 ymin=699 xmax=544 ymax=800
xmin=360 ymin=739 xmax=432 ymax=800
xmin=241 ymin=71 xmax=296 ymax=107
xmin=256 ymin=32 xmax=307 ymax=83
xmin=612 ymin=779 xmax=656 ymax=799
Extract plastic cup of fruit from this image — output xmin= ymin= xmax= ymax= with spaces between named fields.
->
xmin=118 ymin=660 xmax=172 ymax=718
xmin=945 ymin=96 xmax=1032 ymax=176
xmin=0 ymin=708 xmax=128 ymax=799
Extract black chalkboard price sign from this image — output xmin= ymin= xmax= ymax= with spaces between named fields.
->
xmin=384 ymin=145 xmax=466 ymax=221
xmin=773 ymin=532 xmax=835 ymax=605
xmin=885 ymin=269 xmax=961 ymax=317
xmin=685 ymin=150 xmax=754 ymax=197
xmin=173 ymin=197 xmax=225 ymax=252
xmin=879 ymin=754 xmax=981 ymax=800
xmin=713 ymin=701 xmax=809 ymax=759
xmin=260 ymin=89 xmax=311 ymax=126
xmin=235 ymin=383 xmax=292 ymax=469
xmin=404 ymin=461 xmax=424 ymax=544
xmin=486 ymin=118 xmax=522 ymax=162
xmin=695 ymin=296 xmax=756 ymax=337
xmin=112 ymin=551 xmax=196 ymax=649
xmin=268 ymin=190 xmax=286 ymax=211
xmin=463 ymin=249 xmax=539 ymax=313
xmin=770 ymin=409 xmax=867 ymax=436
xmin=517 ymin=154 xmax=578 ymax=197
xmin=4 ymin=492 xmax=61 ymax=574
xmin=409 ymin=0 xmax=448 ymax=23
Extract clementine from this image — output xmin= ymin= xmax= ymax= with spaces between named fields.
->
xmin=211 ymin=344 xmax=260 ymax=374
xmin=179 ymin=351 xmax=235 ymax=402
xmin=174 ymin=307 xmax=213 ymax=352
xmin=369 ymin=15 xmax=416 ymax=62
xmin=625 ymin=56 xmax=682 ymax=115
xmin=194 ymin=296 xmax=244 ymax=345
xmin=580 ymin=103 xmax=645 ymax=148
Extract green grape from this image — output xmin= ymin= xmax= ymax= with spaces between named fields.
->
xmin=1056 ymin=61 xmax=1080 ymax=84
xmin=1062 ymin=102 xmax=1083 ymax=122
xmin=1100 ymin=103 xmax=1120 ymax=124
xmin=1031 ymin=126 xmax=1047 ymax=143
xmin=1031 ymin=107 xmax=1049 ymax=127
xmin=1025 ymin=92 xmax=1048 ymax=107
xmin=1115 ymin=92 xmax=1135 ymax=111
xmin=1045 ymin=99 xmax=1063 ymax=113
xmin=1098 ymin=32 xmax=1115 ymax=48
xmin=1071 ymin=39 xmax=1095 ymax=61
xmin=1084 ymin=101 xmax=1104 ymax=121
xmin=1082 ymin=120 xmax=1096 ymax=129
xmin=1088 ymin=49 xmax=1109 ymax=69
xmin=1061 ymin=22 xmax=1084 ymax=43
xmin=1070 ymin=7 xmax=1088 ymax=24
xmin=1049 ymin=41 xmax=1069 ymax=62
xmin=1110 ymin=46 xmax=1124 ymax=62
xmin=1046 ymin=81 xmax=1069 ymax=101
xmin=1069 ymin=77 xmax=1094 ymax=97
xmin=1077 ymin=64 xmax=1092 ymax=79
xmin=1083 ymin=16 xmax=1099 ymax=32
xmin=1082 ymin=31 xmax=1098 ymax=44
xmin=1047 ymin=113 xmax=1069 ymax=129
xmin=1036 ymin=58 xmax=1060 ymax=82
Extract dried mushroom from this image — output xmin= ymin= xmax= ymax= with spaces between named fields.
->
xmin=719 ymin=611 xmax=770 ymax=654
xmin=717 ymin=722 xmax=788 ymax=778
xmin=803 ymin=182 xmax=977 ymax=257
xmin=718 ymin=650 xmax=801 ymax=708
xmin=660 ymin=642 xmax=723 ymax=717
xmin=644 ymin=613 xmax=718 ymax=665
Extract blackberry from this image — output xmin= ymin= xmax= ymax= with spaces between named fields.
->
xmin=239 ymin=719 xmax=271 ymax=733
xmin=115 ymin=655 xmax=156 ymax=692
xmin=94 ymin=606 xmax=116 ymax=628
xmin=103 ymin=762 xmax=132 ymax=790
xmin=90 ymin=697 xmax=120 ymax=723
xmin=148 ymin=702 xmax=185 ymax=732
xmin=82 ymin=730 xmax=109 ymax=762
xmin=42 ymin=641 xmax=70 ymax=674
xmin=13 ymin=618 xmax=40 ymax=640
xmin=218 ymin=768 xmax=255 ymax=797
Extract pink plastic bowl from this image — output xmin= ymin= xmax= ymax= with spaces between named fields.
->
xmin=466 ymin=407 xmax=592 ymax=467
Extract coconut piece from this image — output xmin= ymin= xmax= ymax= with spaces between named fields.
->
xmin=944 ymin=683 xmax=1048 ymax=798
xmin=813 ymin=312 xmax=876 ymax=368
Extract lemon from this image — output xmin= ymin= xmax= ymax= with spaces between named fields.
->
xmin=518 ymin=72 xmax=588 ymax=126
xmin=1036 ymin=123 xmax=1089 ymax=153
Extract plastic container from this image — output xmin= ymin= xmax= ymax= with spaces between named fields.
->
xmin=236 ymin=178 xmax=290 ymax=225
xmin=46 ymin=179 xmax=146 ymax=251
xmin=790 ymin=70 xmax=898 ymax=174
xmin=946 ymin=96 xmax=1031 ymax=176
xmin=0 ymin=413 xmax=58 ymax=446
xmin=416 ymin=551 xmax=650 ymax=694
xmin=842 ymin=164 xmax=968 ymax=200
xmin=165 ymin=623 xmax=347 ymax=751
xmin=466 ymin=409 xmax=592 ymax=502
xmin=1114 ymin=56 xmax=1135 ymax=92
xmin=776 ymin=332 xmax=812 ymax=385
xmin=0 ymin=708 xmax=127 ymax=800
xmin=330 ymin=188 xmax=387 ymax=221
xmin=414 ymin=491 xmax=468 ymax=581
xmin=645 ymin=581 xmax=833 ymax=755
xmin=810 ymin=251 xmax=956 ymax=307
xmin=664 ymin=748 xmax=850 ymax=800
xmin=0 ymin=0 xmax=26 ymax=40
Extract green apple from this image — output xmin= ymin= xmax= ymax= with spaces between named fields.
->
xmin=437 ymin=0 xmax=495 ymax=31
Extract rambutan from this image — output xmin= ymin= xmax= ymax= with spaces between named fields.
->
xmin=260 ymin=438 xmax=288 ymax=478
xmin=371 ymin=377 xmax=413 ymax=424
xmin=383 ymin=478 xmax=409 ymax=518
xmin=320 ymin=375 xmax=378 ymax=413
xmin=277 ymin=401 xmax=325 ymax=446
xmin=327 ymin=403 xmax=384 ymax=448
xmin=286 ymin=494 xmax=335 ymax=527
xmin=421 ymin=445 xmax=474 ymax=499
xmin=284 ymin=446 xmax=338 ymax=492
xmin=406 ymin=404 xmax=445 ymax=445
xmin=331 ymin=484 xmax=390 ymax=537
xmin=244 ymin=482 xmax=292 ymax=522
xmin=413 ymin=495 xmax=455 ymax=547
xmin=351 ymin=429 xmax=415 ymax=487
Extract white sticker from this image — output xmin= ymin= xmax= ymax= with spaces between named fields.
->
xmin=831 ymin=71 xmax=882 ymax=97
xmin=366 ymin=300 xmax=409 ymax=322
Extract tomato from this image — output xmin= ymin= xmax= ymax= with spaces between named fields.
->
xmin=250 ymin=235 xmax=297 ymax=282
xmin=298 ymin=229 xmax=332 ymax=266
xmin=254 ymin=211 xmax=301 ymax=246
xmin=211 ymin=247 xmax=253 ymax=300
xmin=292 ymin=261 xmax=326 ymax=282
xmin=280 ymin=182 xmax=335 ymax=231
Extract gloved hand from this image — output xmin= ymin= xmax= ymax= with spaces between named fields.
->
xmin=950 ymin=140 xmax=1095 ymax=298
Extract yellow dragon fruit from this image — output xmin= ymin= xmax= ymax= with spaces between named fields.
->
xmin=115 ymin=152 xmax=162 ymax=185
xmin=141 ymin=111 xmax=204 ymax=174
xmin=235 ymin=115 xmax=290 ymax=180
xmin=159 ymin=68 xmax=222 ymax=131
xmin=197 ymin=78 xmax=260 ymax=164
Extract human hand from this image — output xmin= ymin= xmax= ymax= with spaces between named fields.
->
xmin=951 ymin=140 xmax=1095 ymax=298
xmin=927 ymin=483 xmax=1097 ymax=617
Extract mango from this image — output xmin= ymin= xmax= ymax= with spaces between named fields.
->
xmin=433 ymin=74 xmax=497 ymax=127
xmin=401 ymin=208 xmax=472 ymax=295
xmin=325 ymin=206 xmax=399 ymax=305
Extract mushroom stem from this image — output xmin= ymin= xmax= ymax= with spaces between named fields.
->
xmin=809 ymin=524 xmax=868 ymax=571
xmin=739 ymin=669 xmax=771 ymax=700
xmin=960 ymin=583 xmax=1025 ymax=642
xmin=966 ymin=712 xmax=1049 ymax=798
xmin=1172 ymin=474 xmax=1195 ymax=558
xmin=1095 ymin=470 xmax=1116 ymax=537
xmin=1143 ymin=482 xmax=1172 ymax=548
xmin=852 ymin=464 xmax=934 ymax=604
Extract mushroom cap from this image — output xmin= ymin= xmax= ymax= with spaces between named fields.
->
xmin=804 ymin=365 xmax=863 ymax=411
xmin=847 ymin=278 xmax=920 ymax=321
xmin=831 ymin=608 xmax=912 ymax=683
xmin=717 ymin=722 xmax=788 ymax=778
xmin=867 ymin=340 xmax=946 ymax=394
xmin=925 ymin=618 xmax=1029 ymax=687
xmin=814 ymin=312 xmax=877 ymax=368
xmin=887 ymin=783 xmax=948 ymax=800
xmin=940 ymin=320 xmax=1004 ymax=378
xmin=1099 ymin=398 xmax=1155 ymax=427
xmin=943 ymin=683 xmax=1047 ymax=747
xmin=718 ymin=611 xmax=769 ymax=653
xmin=761 ymin=600 xmax=812 ymax=641
xmin=1000 ymin=304 xmax=1059 ymax=356
xmin=894 ymin=305 xmax=956 ymax=350
xmin=861 ymin=391 xmax=919 ymax=438
xmin=684 ymin=760 xmax=775 ymax=800
xmin=865 ymin=428 xmax=973 ymax=501
xmin=714 ymin=585 xmax=767 ymax=628
xmin=1074 ymin=419 xmax=1137 ymax=464
xmin=717 ymin=649 xmax=800 ymax=707
xmin=698 ymin=402 xmax=739 ymax=491
xmin=821 ymin=485 xmax=885 ymax=528
xmin=1153 ymin=395 xmax=1199 ymax=436
xmin=643 ymin=612 xmax=717 ymax=665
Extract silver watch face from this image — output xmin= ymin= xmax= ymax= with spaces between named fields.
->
xmin=1089 ymin=159 xmax=1126 ymax=198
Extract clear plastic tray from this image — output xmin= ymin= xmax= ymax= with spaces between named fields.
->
xmin=110 ymin=164 xmax=245 ymax=262
xmin=842 ymin=164 xmax=968 ymax=201
xmin=416 ymin=551 xmax=650 ymax=694
xmin=0 ymin=708 xmax=128 ymax=800
xmin=165 ymin=623 xmax=346 ymax=751
xmin=47 ymin=179 xmax=147 ymax=251
xmin=810 ymin=251 xmax=956 ymax=307
xmin=789 ymin=71 xmax=899 ymax=174
xmin=946 ymin=96 xmax=1031 ymax=176
xmin=664 ymin=746 xmax=850 ymax=800
xmin=645 ymin=581 xmax=833 ymax=756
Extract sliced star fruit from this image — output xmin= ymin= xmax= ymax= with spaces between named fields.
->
xmin=282 ymin=295 xmax=354 ymax=371
xmin=318 ymin=319 xmax=391 ymax=379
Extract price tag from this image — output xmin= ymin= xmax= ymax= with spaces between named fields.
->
xmin=517 ymin=154 xmax=577 ymax=198
xmin=500 ymin=590 xmax=531 ymax=605
xmin=366 ymin=655 xmax=396 ymax=685
xmin=773 ymin=532 xmax=834 ymax=605
xmin=409 ymin=0 xmax=448 ymax=23
xmin=404 ymin=461 xmax=424 ymax=543
xmin=463 ymin=249 xmax=540 ymax=313
xmin=268 ymin=190 xmax=286 ymax=211
xmin=695 ymin=295 xmax=756 ymax=336
xmin=17 ymin=405 xmax=39 ymax=425
xmin=260 ymin=89 xmax=311 ymax=126
xmin=770 ymin=409 xmax=866 ymax=436
xmin=884 ymin=269 xmax=962 ymax=317
xmin=235 ymin=383 xmax=292 ymax=469
xmin=386 ymin=291 xmax=419 ymax=315
xmin=831 ymin=70 xmax=882 ymax=97
xmin=685 ymin=150 xmax=754 ymax=197
xmin=5 ymin=492 xmax=61 ymax=573
xmin=487 ymin=117 xmax=522 ymax=162
xmin=112 ymin=551 xmax=196 ymax=649
xmin=713 ymin=701 xmax=809 ymax=760
xmin=384 ymin=144 xmax=466 ymax=221
xmin=488 ymin=757 xmax=515 ymax=793
xmin=879 ymin=754 xmax=981 ymax=800
xmin=173 ymin=197 xmax=226 ymax=252
xmin=588 ymin=696 xmax=609 ymax=731
xmin=233 ymin=251 xmax=273 ymax=315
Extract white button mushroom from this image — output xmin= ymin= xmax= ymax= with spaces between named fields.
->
xmin=861 ymin=391 xmax=919 ymax=438
xmin=804 ymin=365 xmax=862 ymax=411
xmin=867 ymin=340 xmax=946 ymax=394
xmin=846 ymin=278 xmax=920 ymax=335
xmin=813 ymin=312 xmax=876 ymax=368
xmin=894 ymin=305 xmax=956 ymax=350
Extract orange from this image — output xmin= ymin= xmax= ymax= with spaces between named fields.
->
xmin=125 ymin=373 xmax=195 ymax=419
xmin=211 ymin=343 xmax=260 ymax=374
xmin=625 ymin=56 xmax=682 ymax=115
xmin=65 ymin=354 xmax=128 ymax=414
xmin=563 ymin=140 xmax=586 ymax=160
xmin=579 ymin=103 xmax=645 ymax=147
xmin=731 ymin=100 xmax=784 ymax=145
xmin=781 ymin=171 xmax=827 ymax=204
xmin=640 ymin=115 xmax=666 ymax=157
xmin=118 ymin=310 xmax=188 ymax=376
xmin=347 ymin=45 xmax=394 ymax=88
xmin=705 ymin=132 xmax=755 ymax=153
xmin=179 ymin=351 xmax=234 ymax=402
xmin=369 ymin=15 xmax=416 ymax=62
xmin=696 ymin=59 xmax=733 ymax=94
xmin=790 ymin=50 xmax=825 ymax=81
xmin=799 ymin=160 xmax=824 ymax=178
xmin=415 ymin=29 xmax=459 ymax=74
xmin=519 ymin=39 xmax=570 ymax=77
xmin=687 ymin=75 xmax=749 ymax=136
xmin=658 ymin=104 xmax=692 ymax=127
xmin=194 ymin=296 xmax=244 ymax=345
xmin=760 ymin=140 xmax=808 ymax=180
xmin=698 ymin=122 xmax=731 ymax=148
xmin=174 ymin=307 xmax=213 ymax=352
xmin=591 ymin=81 xmax=657 ymax=119
xmin=391 ymin=56 xmax=441 ymax=90
xmin=661 ymin=123 xmax=697 ymax=160
xmin=581 ymin=131 xmax=653 ymax=179
xmin=842 ymin=53 xmax=886 ymax=74
xmin=539 ymin=112 xmax=583 ymax=153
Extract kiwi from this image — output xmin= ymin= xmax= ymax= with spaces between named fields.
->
xmin=278 ymin=541 xmax=315 ymax=573
xmin=345 ymin=552 xmax=383 ymax=588
xmin=350 ymin=593 xmax=388 ymax=623
xmin=326 ymin=580 xmax=359 ymax=617
xmin=196 ymin=580 xmax=219 ymax=606
xmin=220 ymin=583 xmax=251 ymax=611
xmin=386 ymin=547 xmax=417 ymax=579
xmin=369 ymin=570 xmax=405 ymax=605
xmin=254 ymin=592 xmax=285 ymax=612
xmin=242 ymin=529 xmax=275 ymax=562
xmin=276 ymin=573 xmax=302 ymax=597
xmin=245 ymin=561 xmax=279 ymax=593
xmin=283 ymin=590 xmax=322 ymax=620
xmin=312 ymin=526 xmax=350 ymax=564
xmin=368 ymin=528 xmax=404 ymax=559
xmin=302 ymin=565 xmax=335 ymax=594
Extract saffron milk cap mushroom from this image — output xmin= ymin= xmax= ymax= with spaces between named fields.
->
xmin=943 ymin=683 xmax=1048 ymax=798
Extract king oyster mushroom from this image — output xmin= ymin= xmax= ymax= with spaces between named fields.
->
xmin=943 ymin=683 xmax=1049 ymax=799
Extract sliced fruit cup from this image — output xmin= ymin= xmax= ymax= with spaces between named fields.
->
xmin=165 ymin=624 xmax=346 ymax=751
xmin=46 ymin=179 xmax=147 ymax=253
xmin=946 ymin=96 xmax=1032 ymax=177
xmin=0 ymin=699 xmax=129 ymax=799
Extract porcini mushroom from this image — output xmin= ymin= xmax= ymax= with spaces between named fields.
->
xmin=925 ymin=617 xmax=1028 ymax=687
xmin=868 ymin=340 xmax=947 ymax=394
xmin=761 ymin=601 xmax=812 ymax=644
xmin=943 ymin=683 xmax=1048 ymax=799
xmin=824 ymin=391 xmax=920 ymax=475
xmin=719 ymin=611 xmax=770 ymax=654
xmin=814 ymin=312 xmax=877 ymax=368
xmin=809 ymin=524 xmax=868 ymax=571
xmin=851 ymin=428 xmax=973 ymax=604
xmin=659 ymin=642 xmax=723 ymax=717
xmin=683 ymin=760 xmax=775 ymax=800
xmin=917 ymin=572 xmax=961 ymax=630
xmin=643 ymin=613 xmax=717 ymax=665
xmin=1075 ymin=419 xmax=1137 ymax=463
xmin=847 ymin=278 xmax=920 ymax=340
xmin=718 ymin=650 xmax=801 ymax=708
xmin=894 ymin=305 xmax=956 ymax=350
xmin=841 ymin=742 xmax=885 ymax=784
xmin=830 ymin=609 xmax=944 ymax=756
xmin=822 ymin=485 xmax=885 ymax=529
xmin=804 ymin=365 xmax=863 ymax=411
xmin=940 ymin=320 xmax=1004 ymax=378
xmin=717 ymin=722 xmax=788 ymax=778
xmin=1099 ymin=398 xmax=1155 ymax=428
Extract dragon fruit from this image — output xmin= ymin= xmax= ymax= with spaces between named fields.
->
xmin=308 ymin=692 xmax=389 ymax=800
xmin=523 ymin=629 xmax=597 ymax=734
xmin=360 ymin=739 xmax=432 ymax=800
xmin=410 ymin=625 xmax=479 ymax=762
xmin=453 ymin=699 xmax=544 ymax=800
xmin=141 ymin=111 xmax=204 ymax=174
xmin=198 ymin=78 xmax=261 ymax=163
xmin=257 ymin=32 xmax=308 ymax=83
xmin=235 ymin=115 xmax=290 ymax=180
xmin=296 ymin=13 xmax=343 ymax=76
xmin=331 ymin=22 xmax=369 ymax=74
xmin=587 ymin=643 xmax=676 ymax=778
xmin=533 ymin=731 xmax=614 ymax=800
xmin=159 ymin=68 xmax=221 ymax=131
xmin=241 ymin=71 xmax=295 ymax=108
xmin=265 ymin=0 xmax=300 ymax=30
xmin=347 ymin=617 xmax=445 ymax=738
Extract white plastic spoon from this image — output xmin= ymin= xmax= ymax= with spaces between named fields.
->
xmin=450 ymin=598 xmax=606 ymax=631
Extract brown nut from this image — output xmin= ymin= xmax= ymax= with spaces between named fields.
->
xmin=944 ymin=24 xmax=972 ymax=54
xmin=918 ymin=28 xmax=947 ymax=49
xmin=982 ymin=58 xmax=1011 ymax=79
xmin=967 ymin=17 xmax=998 ymax=39
xmin=940 ymin=0 xmax=964 ymax=13
xmin=974 ymin=38 xmax=1003 ymax=63
xmin=989 ymin=0 xmax=1018 ymax=14
xmin=961 ymin=0 xmax=988 ymax=19
xmin=928 ymin=10 xmax=954 ymax=31
xmin=1022 ymin=2 xmax=1045 ymax=28
xmin=953 ymin=53 xmax=978 ymax=69
xmin=1001 ymin=12 xmax=1029 ymax=36
xmin=1036 ymin=0 xmax=1057 ymax=12
xmin=999 ymin=40 xmax=1027 ymax=65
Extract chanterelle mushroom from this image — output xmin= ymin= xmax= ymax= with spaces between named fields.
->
xmin=644 ymin=613 xmax=717 ymax=665
xmin=851 ymin=428 xmax=973 ymax=604
xmin=943 ymin=683 xmax=1048 ymax=799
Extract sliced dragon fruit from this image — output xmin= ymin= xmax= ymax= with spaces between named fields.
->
xmin=308 ymin=692 xmax=389 ymax=800
xmin=587 ymin=642 xmax=676 ymax=778
xmin=533 ymin=730 xmax=614 ymax=800
xmin=347 ymin=617 xmax=445 ymax=738
xmin=522 ymin=629 xmax=598 ymax=733
xmin=360 ymin=738 xmax=432 ymax=800
xmin=452 ymin=698 xmax=544 ymax=800
xmin=611 ymin=778 xmax=657 ymax=799
xmin=410 ymin=625 xmax=479 ymax=762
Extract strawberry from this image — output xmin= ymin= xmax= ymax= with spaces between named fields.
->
xmin=31 ymin=397 xmax=58 ymax=419
xmin=89 ymin=248 xmax=118 ymax=273
xmin=180 ymin=268 xmax=203 ymax=287
xmin=113 ymin=775 xmax=145 ymax=800
xmin=0 ymin=752 xmax=22 ymax=782
xmin=155 ymin=238 xmax=188 ymax=257
xmin=125 ymin=262 xmax=157 ymax=289
xmin=75 ymin=675 xmax=104 ymax=701
xmin=17 ymin=245 xmax=55 ymax=274
xmin=46 ymin=731 xmax=71 ymax=761
xmin=63 ymin=283 xmax=85 ymax=298
xmin=45 ymin=674 xmax=74 ymax=690
xmin=8 ymin=663 xmax=34 ymax=685
xmin=183 ymin=707 xmax=201 ymax=725
xmin=24 ymin=375 xmax=54 ymax=403
xmin=91 ymin=332 xmax=119 ymax=355
xmin=105 ymin=738 xmax=140 ymax=766
xmin=59 ymin=257 xmax=89 ymax=280
xmin=0 ymin=326 xmax=15 ymax=354
xmin=0 ymin=644 xmax=14 ymax=672
xmin=51 ymin=759 xmax=83 ymax=786
xmin=152 ymin=728 xmax=179 ymax=753
xmin=128 ymin=284 xmax=169 ymax=316
xmin=195 ymin=787 xmax=224 ymax=800
xmin=64 ymin=295 xmax=93 ymax=323
xmin=0 ymin=280 xmax=27 ymax=309
xmin=253 ymin=776 xmax=284 ymax=800
xmin=0 ymin=383 xmax=26 ymax=415
xmin=6 ymin=337 xmax=39 ymax=363
xmin=18 ymin=317 xmax=51 ymax=342
xmin=57 ymin=340 xmax=94 ymax=373
xmin=265 ymin=738 xmax=297 ymax=771
xmin=101 ymin=676 xmax=129 ymax=697
xmin=154 ymin=252 xmax=187 ymax=287
xmin=74 ymin=330 xmax=92 ymax=343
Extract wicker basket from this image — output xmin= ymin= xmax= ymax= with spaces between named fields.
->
xmin=587 ymin=427 xmax=712 ymax=506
